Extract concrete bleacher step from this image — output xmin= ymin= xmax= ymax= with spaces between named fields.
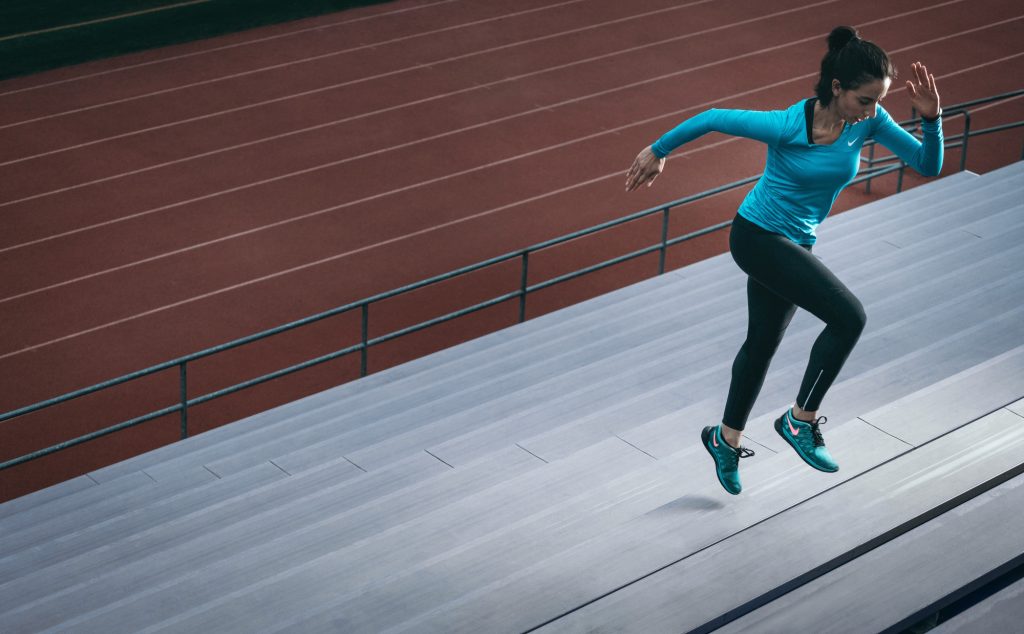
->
xmin=615 ymin=287 xmax=1024 ymax=464
xmin=715 ymin=471 xmax=1024 ymax=634
xmin=445 ymin=226 xmax=1024 ymax=464
xmin=0 ymin=474 xmax=97 ymax=521
xmin=291 ymin=200 xmax=1024 ymax=472
xmin=23 ymin=423 xmax=885 ymax=634
xmin=4 ymin=166 xmax=1007 ymax=540
xmin=10 ymin=341 xmax=1018 ymax=633
xmin=1 ymin=163 xmax=1021 ymax=632
xmin=818 ymin=160 xmax=1018 ymax=236
xmin=0 ymin=462 xmax=220 ymax=543
xmin=78 ymin=167 xmax=1012 ymax=486
xmin=301 ymin=394 xmax=1022 ymax=632
xmin=70 ymin=194 xmax=1015 ymax=510
xmin=522 ymin=280 xmax=1024 ymax=466
xmin=444 ymin=287 xmax=1023 ymax=472
xmin=83 ymin=270 xmax=699 ymax=484
xmin=0 ymin=181 xmax=1015 ymax=469
xmin=195 ymin=284 xmax=740 ymax=476
xmin=820 ymin=168 xmax=978 ymax=230
xmin=0 ymin=263 xmax=728 ymax=555
xmin=6 ymin=439 xmax=645 ymax=632
xmin=862 ymin=345 xmax=1024 ymax=446
xmin=0 ymin=447 xmax=479 ymax=619
xmin=385 ymin=403 xmax=1024 ymax=634
xmin=0 ymin=435 xmax=558 ymax=619
xmin=0 ymin=461 xmax=290 ymax=577
xmin=931 ymin=568 xmax=1024 ymax=633
xmin=81 ymin=269 xmax=699 ymax=484
xmin=136 ymin=181 xmax=1024 ymax=482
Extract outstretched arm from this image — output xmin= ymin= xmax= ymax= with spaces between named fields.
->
xmin=875 ymin=61 xmax=944 ymax=176
xmin=625 ymin=107 xmax=789 ymax=192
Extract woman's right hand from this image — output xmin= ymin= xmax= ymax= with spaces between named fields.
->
xmin=625 ymin=145 xmax=666 ymax=192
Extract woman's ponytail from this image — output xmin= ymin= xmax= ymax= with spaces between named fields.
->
xmin=815 ymin=26 xmax=895 ymax=105
xmin=827 ymin=25 xmax=859 ymax=53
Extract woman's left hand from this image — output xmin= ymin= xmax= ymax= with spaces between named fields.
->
xmin=906 ymin=61 xmax=941 ymax=119
xmin=625 ymin=145 xmax=665 ymax=192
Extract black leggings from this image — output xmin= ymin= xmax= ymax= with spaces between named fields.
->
xmin=723 ymin=214 xmax=866 ymax=430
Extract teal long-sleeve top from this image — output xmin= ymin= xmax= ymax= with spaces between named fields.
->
xmin=651 ymin=99 xmax=944 ymax=244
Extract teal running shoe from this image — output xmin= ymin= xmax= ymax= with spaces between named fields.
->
xmin=701 ymin=425 xmax=756 ymax=495
xmin=774 ymin=409 xmax=839 ymax=472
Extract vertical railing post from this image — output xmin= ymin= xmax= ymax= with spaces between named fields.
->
xmin=960 ymin=111 xmax=971 ymax=172
xmin=519 ymin=251 xmax=529 ymax=323
xmin=902 ymin=113 xmax=918 ymax=194
xmin=658 ymin=206 xmax=670 ymax=275
xmin=179 ymin=362 xmax=188 ymax=439
xmin=360 ymin=304 xmax=369 ymax=377
xmin=865 ymin=143 xmax=876 ymax=194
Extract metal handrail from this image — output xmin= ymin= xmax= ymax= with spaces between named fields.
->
xmin=3 ymin=89 xmax=1023 ymax=471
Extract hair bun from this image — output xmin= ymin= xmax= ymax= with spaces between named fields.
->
xmin=827 ymin=26 xmax=859 ymax=52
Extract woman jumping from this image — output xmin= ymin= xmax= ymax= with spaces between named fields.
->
xmin=625 ymin=26 xmax=943 ymax=494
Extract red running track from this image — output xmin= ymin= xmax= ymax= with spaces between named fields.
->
xmin=2 ymin=0 xmax=1022 ymax=500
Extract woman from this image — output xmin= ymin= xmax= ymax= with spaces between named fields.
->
xmin=625 ymin=26 xmax=943 ymax=495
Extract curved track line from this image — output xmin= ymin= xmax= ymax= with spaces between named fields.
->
xmin=0 ymin=0 xmax=591 ymax=129
xmin=8 ymin=41 xmax=1015 ymax=356
xmin=0 ymin=0 xmax=464 ymax=96
xmin=0 ymin=0 xmax=715 ymax=164
xmin=0 ymin=1 xmax=213 ymax=43
xmin=6 ymin=46 xmax=1015 ymax=357
xmin=0 ymin=3 xmax=845 ymax=252
xmin=0 ymin=0 xmax=974 ymax=208
xmin=0 ymin=136 xmax=744 ymax=362
xmin=0 ymin=0 xmax=865 ymax=217
xmin=0 ymin=0 xmax=986 ymax=258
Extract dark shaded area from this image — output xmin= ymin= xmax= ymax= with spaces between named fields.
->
xmin=899 ymin=559 xmax=1024 ymax=633
xmin=0 ymin=0 xmax=393 ymax=80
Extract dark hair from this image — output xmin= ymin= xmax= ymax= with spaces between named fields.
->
xmin=814 ymin=26 xmax=896 ymax=105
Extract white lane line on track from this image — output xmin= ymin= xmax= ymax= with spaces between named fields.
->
xmin=2 ymin=49 xmax=1017 ymax=359
xmin=0 ymin=137 xmax=745 ymax=363
xmin=4 ymin=0 xmax=988 ymax=205
xmin=0 ymin=0 xmax=986 ymax=253
xmin=0 ymin=0 xmax=711 ymax=162
xmin=0 ymin=0 xmax=849 ymax=250
xmin=0 ymin=1 xmax=213 ymax=43
xmin=0 ymin=0 xmax=591 ymax=128
xmin=0 ymin=0 xmax=463 ymax=96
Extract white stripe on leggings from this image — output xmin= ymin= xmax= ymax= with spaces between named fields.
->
xmin=802 ymin=369 xmax=825 ymax=411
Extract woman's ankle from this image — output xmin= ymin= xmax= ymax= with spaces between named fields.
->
xmin=720 ymin=423 xmax=743 ymax=448
xmin=791 ymin=405 xmax=817 ymax=422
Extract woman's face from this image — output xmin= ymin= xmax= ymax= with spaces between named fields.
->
xmin=832 ymin=76 xmax=891 ymax=125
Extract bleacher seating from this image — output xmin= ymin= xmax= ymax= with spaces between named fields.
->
xmin=1 ymin=161 xmax=1022 ymax=633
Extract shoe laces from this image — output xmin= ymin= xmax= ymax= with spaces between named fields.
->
xmin=717 ymin=428 xmax=755 ymax=463
xmin=721 ymin=445 xmax=754 ymax=471
xmin=809 ymin=416 xmax=828 ymax=447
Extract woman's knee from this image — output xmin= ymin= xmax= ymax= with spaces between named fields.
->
xmin=840 ymin=294 xmax=867 ymax=339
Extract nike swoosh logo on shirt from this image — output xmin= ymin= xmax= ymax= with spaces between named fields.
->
xmin=847 ymin=139 xmax=858 ymax=146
